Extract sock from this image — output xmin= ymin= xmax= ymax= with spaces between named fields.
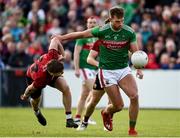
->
xmin=129 ymin=120 xmax=136 ymax=130
xmin=75 ymin=114 xmax=81 ymax=119
xmin=30 ymin=98 xmax=39 ymax=113
xmin=110 ymin=113 xmax=114 ymax=118
xmin=82 ymin=121 xmax=88 ymax=127
xmin=83 ymin=116 xmax=90 ymax=123
xmin=34 ymin=109 xmax=40 ymax=115
xmin=66 ymin=111 xmax=72 ymax=119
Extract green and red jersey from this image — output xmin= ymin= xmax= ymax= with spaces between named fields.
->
xmin=75 ymin=37 xmax=98 ymax=70
xmin=91 ymin=23 xmax=137 ymax=70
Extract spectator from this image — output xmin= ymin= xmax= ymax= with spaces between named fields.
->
xmin=154 ymin=41 xmax=164 ymax=64
xmin=2 ymin=26 xmax=10 ymax=35
xmin=165 ymin=39 xmax=177 ymax=59
xmin=27 ymin=14 xmax=40 ymax=35
xmin=36 ymin=24 xmax=49 ymax=52
xmin=140 ymin=21 xmax=152 ymax=46
xmin=27 ymin=1 xmax=45 ymax=23
xmin=8 ymin=42 xmax=31 ymax=68
xmin=9 ymin=18 xmax=24 ymax=42
xmin=0 ymin=0 xmax=179 ymax=70
xmin=174 ymin=50 xmax=180 ymax=69
xmin=63 ymin=49 xmax=73 ymax=69
xmin=3 ymin=41 xmax=16 ymax=65
xmin=160 ymin=53 xmax=170 ymax=69
xmin=145 ymin=53 xmax=159 ymax=69
xmin=152 ymin=5 xmax=163 ymax=23
xmin=27 ymin=40 xmax=44 ymax=59
xmin=0 ymin=57 xmax=5 ymax=69
xmin=47 ymin=18 xmax=64 ymax=36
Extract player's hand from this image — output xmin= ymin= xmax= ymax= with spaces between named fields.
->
xmin=58 ymin=55 xmax=65 ymax=62
xmin=136 ymin=69 xmax=143 ymax=79
xmin=51 ymin=35 xmax=62 ymax=41
xmin=51 ymin=34 xmax=57 ymax=39
xmin=75 ymin=69 xmax=80 ymax=78
xmin=20 ymin=94 xmax=29 ymax=101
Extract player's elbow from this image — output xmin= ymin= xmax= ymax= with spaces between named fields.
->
xmin=87 ymin=56 xmax=92 ymax=64
xmin=51 ymin=37 xmax=59 ymax=43
xmin=81 ymin=30 xmax=92 ymax=38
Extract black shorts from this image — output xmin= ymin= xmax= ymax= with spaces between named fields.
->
xmin=93 ymin=74 xmax=103 ymax=90
xmin=26 ymin=76 xmax=58 ymax=99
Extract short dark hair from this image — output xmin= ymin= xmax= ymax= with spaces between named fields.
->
xmin=109 ymin=6 xmax=124 ymax=18
xmin=47 ymin=59 xmax=64 ymax=74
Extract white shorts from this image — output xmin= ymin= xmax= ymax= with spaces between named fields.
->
xmin=80 ymin=68 xmax=96 ymax=82
xmin=97 ymin=66 xmax=131 ymax=88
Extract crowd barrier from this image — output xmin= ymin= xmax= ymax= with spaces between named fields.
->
xmin=43 ymin=70 xmax=180 ymax=109
xmin=0 ymin=68 xmax=28 ymax=107
xmin=0 ymin=69 xmax=180 ymax=109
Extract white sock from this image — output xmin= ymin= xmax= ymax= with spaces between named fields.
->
xmin=66 ymin=114 xmax=72 ymax=119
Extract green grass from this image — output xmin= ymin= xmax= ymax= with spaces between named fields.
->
xmin=0 ymin=108 xmax=180 ymax=137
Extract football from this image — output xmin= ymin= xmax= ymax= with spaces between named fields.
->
xmin=131 ymin=50 xmax=148 ymax=69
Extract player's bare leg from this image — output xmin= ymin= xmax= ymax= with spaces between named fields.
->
xmin=75 ymin=79 xmax=96 ymax=125
xmin=30 ymin=96 xmax=47 ymax=126
xmin=55 ymin=77 xmax=78 ymax=128
xmin=30 ymin=96 xmax=41 ymax=111
xmin=104 ymin=85 xmax=124 ymax=114
xmin=84 ymin=80 xmax=97 ymax=125
xmin=77 ymin=89 xmax=105 ymax=131
xmin=85 ymin=89 xmax=105 ymax=118
xmin=74 ymin=83 xmax=90 ymax=124
xmin=102 ymin=85 xmax=124 ymax=131
xmin=119 ymin=74 xmax=139 ymax=136
xmin=84 ymin=79 xmax=94 ymax=107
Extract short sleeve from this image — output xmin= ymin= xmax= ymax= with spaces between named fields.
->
xmin=91 ymin=40 xmax=101 ymax=52
xmin=75 ymin=39 xmax=84 ymax=47
xmin=91 ymin=26 xmax=100 ymax=37
xmin=47 ymin=49 xmax=59 ymax=59
xmin=130 ymin=32 xmax=137 ymax=43
xmin=33 ymin=78 xmax=46 ymax=89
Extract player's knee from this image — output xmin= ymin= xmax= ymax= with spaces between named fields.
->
xmin=81 ymin=91 xmax=89 ymax=99
xmin=61 ymin=85 xmax=71 ymax=94
xmin=114 ymin=103 xmax=124 ymax=112
xmin=129 ymin=93 xmax=139 ymax=100
xmin=128 ymin=88 xmax=138 ymax=99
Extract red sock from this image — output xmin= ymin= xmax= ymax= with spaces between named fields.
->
xmin=75 ymin=114 xmax=81 ymax=118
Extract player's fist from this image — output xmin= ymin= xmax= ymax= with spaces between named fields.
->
xmin=51 ymin=35 xmax=62 ymax=41
xmin=20 ymin=94 xmax=28 ymax=101
xmin=75 ymin=69 xmax=80 ymax=78
xmin=136 ymin=69 xmax=144 ymax=79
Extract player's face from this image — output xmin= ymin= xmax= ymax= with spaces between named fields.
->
xmin=110 ymin=16 xmax=124 ymax=30
xmin=48 ymin=70 xmax=64 ymax=77
xmin=87 ymin=18 xmax=97 ymax=29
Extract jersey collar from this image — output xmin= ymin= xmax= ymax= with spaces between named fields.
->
xmin=110 ymin=23 xmax=122 ymax=32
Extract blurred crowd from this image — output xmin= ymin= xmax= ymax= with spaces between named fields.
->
xmin=0 ymin=0 xmax=179 ymax=70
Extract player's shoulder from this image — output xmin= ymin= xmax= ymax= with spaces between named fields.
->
xmin=33 ymin=66 xmax=46 ymax=79
xmin=76 ymin=38 xmax=86 ymax=42
xmin=47 ymin=49 xmax=59 ymax=59
xmin=122 ymin=24 xmax=135 ymax=34
xmin=99 ymin=24 xmax=111 ymax=31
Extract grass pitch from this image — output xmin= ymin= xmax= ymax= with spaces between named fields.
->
xmin=0 ymin=108 xmax=180 ymax=137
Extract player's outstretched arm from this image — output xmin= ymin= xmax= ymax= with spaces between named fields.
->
xmin=49 ymin=37 xmax=65 ymax=57
xmin=74 ymin=46 xmax=82 ymax=78
xmin=54 ymin=29 xmax=93 ymax=42
xmin=20 ymin=83 xmax=37 ymax=100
